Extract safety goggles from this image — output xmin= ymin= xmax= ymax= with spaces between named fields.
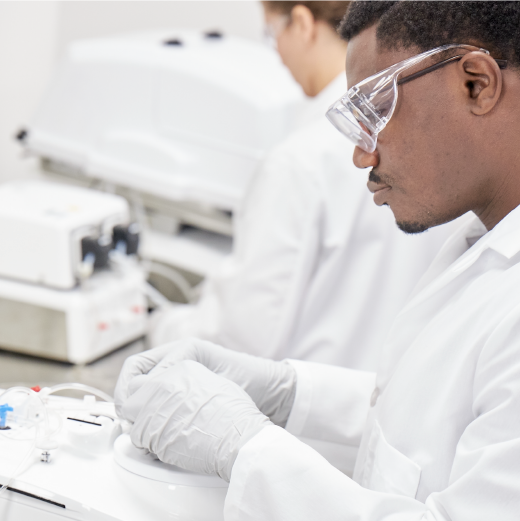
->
xmin=263 ymin=14 xmax=290 ymax=49
xmin=326 ymin=44 xmax=507 ymax=153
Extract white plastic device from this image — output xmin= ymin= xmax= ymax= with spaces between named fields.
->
xmin=23 ymin=30 xmax=304 ymax=211
xmin=0 ymin=181 xmax=131 ymax=289
xmin=0 ymin=265 xmax=147 ymax=363
xmin=0 ymin=181 xmax=147 ymax=362
xmin=0 ymin=389 xmax=227 ymax=521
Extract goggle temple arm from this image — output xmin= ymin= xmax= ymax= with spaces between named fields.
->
xmin=397 ymin=55 xmax=507 ymax=86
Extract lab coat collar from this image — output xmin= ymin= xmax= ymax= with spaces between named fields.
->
xmin=486 ymin=204 xmax=520 ymax=259
xmin=459 ymin=203 xmax=520 ymax=261
xmin=403 ymin=204 xmax=520 ymax=313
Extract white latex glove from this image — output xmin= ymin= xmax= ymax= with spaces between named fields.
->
xmin=115 ymin=337 xmax=296 ymax=427
xmin=121 ymin=360 xmax=272 ymax=482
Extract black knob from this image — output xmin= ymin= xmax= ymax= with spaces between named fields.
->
xmin=15 ymin=128 xmax=28 ymax=142
xmin=113 ymin=223 xmax=140 ymax=255
xmin=164 ymin=38 xmax=183 ymax=46
xmin=81 ymin=235 xmax=113 ymax=269
xmin=204 ymin=31 xmax=223 ymax=39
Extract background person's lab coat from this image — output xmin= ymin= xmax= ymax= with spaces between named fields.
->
xmin=151 ymin=75 xmax=458 ymax=370
xmin=225 ymin=206 xmax=520 ymax=520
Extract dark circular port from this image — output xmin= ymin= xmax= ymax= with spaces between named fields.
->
xmin=164 ymin=38 xmax=183 ymax=46
xmin=15 ymin=128 xmax=28 ymax=142
xmin=204 ymin=31 xmax=223 ymax=39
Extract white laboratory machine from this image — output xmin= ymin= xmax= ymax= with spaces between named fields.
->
xmin=20 ymin=29 xmax=305 ymax=277
xmin=0 ymin=181 xmax=147 ymax=363
xmin=0 ymin=386 xmax=227 ymax=520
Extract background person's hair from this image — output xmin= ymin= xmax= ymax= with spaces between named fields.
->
xmin=339 ymin=1 xmax=520 ymax=66
xmin=263 ymin=1 xmax=351 ymax=30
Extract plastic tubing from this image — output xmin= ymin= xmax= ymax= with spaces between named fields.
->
xmin=142 ymin=259 xmax=194 ymax=304
xmin=0 ymin=387 xmax=49 ymax=498
xmin=45 ymin=383 xmax=114 ymax=403
xmin=143 ymin=281 xmax=171 ymax=308
xmin=0 ymin=383 xmax=113 ymax=499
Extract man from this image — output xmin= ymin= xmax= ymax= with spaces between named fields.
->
xmin=150 ymin=1 xmax=454 ymax=371
xmin=116 ymin=2 xmax=520 ymax=520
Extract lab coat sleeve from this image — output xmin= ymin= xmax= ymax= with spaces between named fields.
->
xmin=204 ymin=148 xmax=324 ymax=358
xmin=225 ymin=426 xmax=426 ymax=521
xmin=285 ymin=360 xmax=376 ymax=444
xmin=284 ymin=359 xmax=375 ymax=473
xmin=225 ymin=308 xmax=520 ymax=521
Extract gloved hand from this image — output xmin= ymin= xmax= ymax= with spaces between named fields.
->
xmin=115 ymin=337 xmax=297 ymax=427
xmin=121 ymin=360 xmax=272 ymax=482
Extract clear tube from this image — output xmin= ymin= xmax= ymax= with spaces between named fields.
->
xmin=109 ymin=249 xmax=192 ymax=307
xmin=0 ymin=383 xmax=113 ymax=499
xmin=45 ymin=383 xmax=113 ymax=403
xmin=0 ymin=439 xmax=37 ymax=498
xmin=142 ymin=259 xmax=194 ymax=304
xmin=143 ymin=281 xmax=171 ymax=308
xmin=0 ymin=387 xmax=49 ymax=498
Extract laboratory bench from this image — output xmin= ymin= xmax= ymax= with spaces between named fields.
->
xmin=0 ymin=339 xmax=146 ymax=397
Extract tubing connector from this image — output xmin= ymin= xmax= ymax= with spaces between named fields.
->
xmin=0 ymin=404 xmax=13 ymax=430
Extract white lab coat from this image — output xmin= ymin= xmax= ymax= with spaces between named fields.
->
xmin=225 ymin=206 xmax=520 ymax=520
xmin=151 ymin=75 xmax=458 ymax=370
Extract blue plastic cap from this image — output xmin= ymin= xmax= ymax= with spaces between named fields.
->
xmin=0 ymin=404 xmax=14 ymax=428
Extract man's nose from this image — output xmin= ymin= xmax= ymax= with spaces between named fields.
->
xmin=353 ymin=146 xmax=379 ymax=169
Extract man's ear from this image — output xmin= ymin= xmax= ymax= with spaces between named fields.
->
xmin=460 ymin=52 xmax=503 ymax=116
xmin=289 ymin=4 xmax=317 ymax=43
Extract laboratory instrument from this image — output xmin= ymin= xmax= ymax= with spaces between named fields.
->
xmin=19 ymin=30 xmax=305 ymax=277
xmin=0 ymin=384 xmax=227 ymax=521
xmin=0 ymin=181 xmax=136 ymax=289
xmin=0 ymin=181 xmax=147 ymax=363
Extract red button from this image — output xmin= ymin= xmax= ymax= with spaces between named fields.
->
xmin=31 ymin=386 xmax=41 ymax=393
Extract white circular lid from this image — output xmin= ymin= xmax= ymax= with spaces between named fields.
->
xmin=113 ymin=434 xmax=228 ymax=488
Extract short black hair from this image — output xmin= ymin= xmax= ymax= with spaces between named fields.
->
xmin=340 ymin=1 xmax=520 ymax=66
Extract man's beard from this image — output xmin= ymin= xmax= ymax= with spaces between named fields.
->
xmin=396 ymin=220 xmax=430 ymax=234
xmin=369 ymin=170 xmax=432 ymax=235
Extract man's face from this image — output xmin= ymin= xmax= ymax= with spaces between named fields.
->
xmin=346 ymin=26 xmax=479 ymax=233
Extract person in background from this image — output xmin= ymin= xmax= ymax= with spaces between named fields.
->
xmin=149 ymin=1 xmax=459 ymax=371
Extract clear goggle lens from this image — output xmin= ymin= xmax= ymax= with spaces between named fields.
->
xmin=326 ymin=78 xmax=398 ymax=153
xmin=326 ymin=98 xmax=377 ymax=153
xmin=326 ymin=44 xmax=492 ymax=153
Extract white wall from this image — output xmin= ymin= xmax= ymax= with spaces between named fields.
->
xmin=0 ymin=1 xmax=264 ymax=183
xmin=0 ymin=1 xmax=59 ymax=182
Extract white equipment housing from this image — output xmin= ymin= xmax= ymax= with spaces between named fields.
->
xmin=0 ymin=181 xmax=147 ymax=363
xmin=0 ymin=394 xmax=227 ymax=520
xmin=0 ymin=181 xmax=130 ymax=290
xmin=0 ymin=267 xmax=147 ymax=364
xmin=24 ymin=30 xmax=304 ymax=212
